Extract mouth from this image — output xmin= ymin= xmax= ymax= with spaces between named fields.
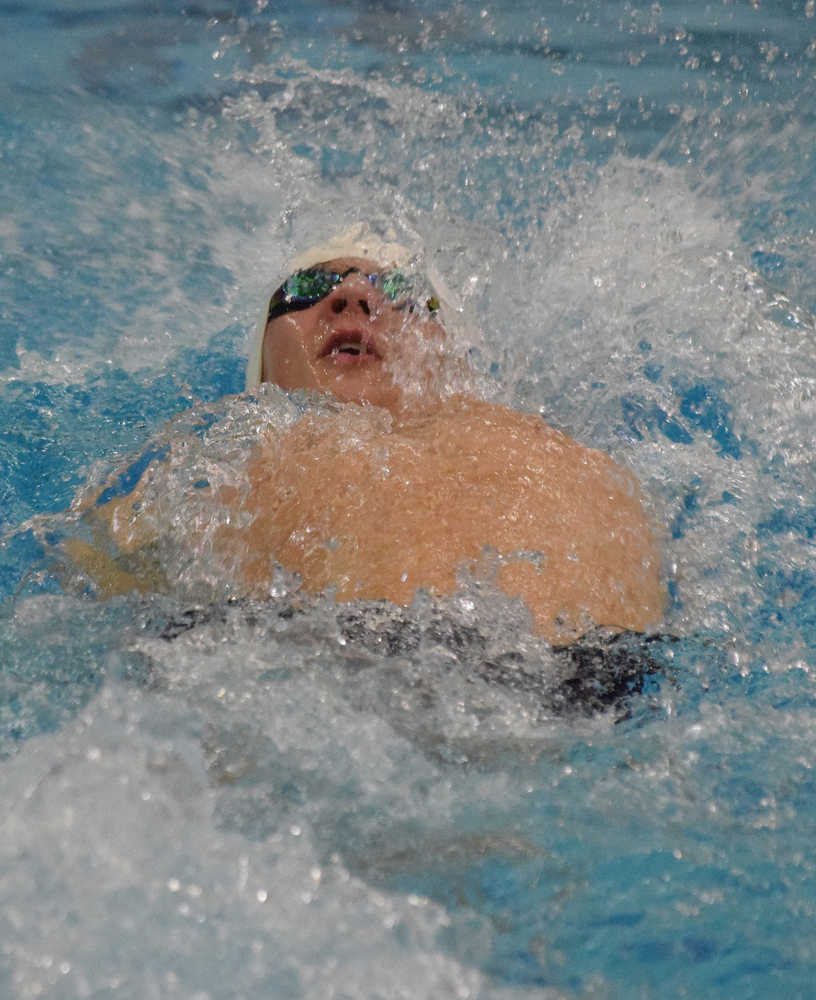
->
xmin=319 ymin=329 xmax=383 ymax=365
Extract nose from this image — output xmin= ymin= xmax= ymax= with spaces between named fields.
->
xmin=325 ymin=271 xmax=377 ymax=318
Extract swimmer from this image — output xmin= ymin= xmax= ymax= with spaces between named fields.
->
xmin=70 ymin=228 xmax=664 ymax=645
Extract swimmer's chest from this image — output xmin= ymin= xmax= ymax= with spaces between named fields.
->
xmin=244 ymin=404 xmax=597 ymax=560
xmin=232 ymin=402 xmax=660 ymax=637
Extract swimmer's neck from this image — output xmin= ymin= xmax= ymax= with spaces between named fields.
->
xmin=354 ymin=391 xmax=492 ymax=427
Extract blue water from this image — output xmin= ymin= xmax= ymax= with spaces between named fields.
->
xmin=1 ymin=2 xmax=816 ymax=998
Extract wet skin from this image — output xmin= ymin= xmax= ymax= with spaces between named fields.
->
xmin=79 ymin=256 xmax=664 ymax=643
xmin=228 ymin=397 xmax=663 ymax=643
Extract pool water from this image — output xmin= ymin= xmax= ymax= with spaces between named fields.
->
xmin=1 ymin=1 xmax=816 ymax=997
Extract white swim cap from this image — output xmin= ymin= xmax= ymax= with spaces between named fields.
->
xmin=245 ymin=224 xmax=457 ymax=391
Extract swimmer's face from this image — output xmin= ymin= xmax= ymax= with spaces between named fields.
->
xmin=261 ymin=257 xmax=447 ymax=413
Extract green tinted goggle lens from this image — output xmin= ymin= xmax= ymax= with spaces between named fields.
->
xmin=267 ymin=266 xmax=439 ymax=323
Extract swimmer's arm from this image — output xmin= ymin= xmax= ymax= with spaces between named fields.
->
xmin=60 ymin=537 xmax=161 ymax=597
xmin=61 ymin=446 xmax=169 ymax=597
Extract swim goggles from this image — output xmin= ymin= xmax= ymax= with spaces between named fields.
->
xmin=266 ymin=266 xmax=440 ymax=324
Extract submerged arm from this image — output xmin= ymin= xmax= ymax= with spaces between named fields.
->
xmin=61 ymin=445 xmax=170 ymax=597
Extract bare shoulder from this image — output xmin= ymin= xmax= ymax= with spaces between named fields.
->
xmin=398 ymin=395 xmax=642 ymax=494
xmin=404 ymin=396 xmax=664 ymax=639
